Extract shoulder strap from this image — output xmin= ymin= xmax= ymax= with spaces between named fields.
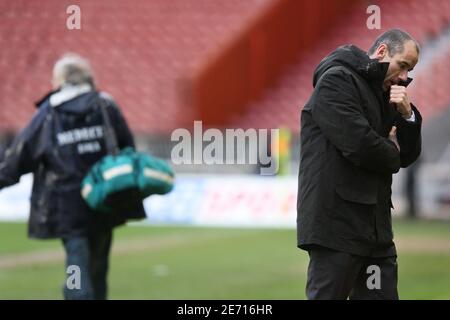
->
xmin=97 ymin=93 xmax=120 ymax=156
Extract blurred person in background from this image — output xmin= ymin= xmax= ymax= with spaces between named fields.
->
xmin=297 ymin=29 xmax=422 ymax=299
xmin=0 ymin=54 xmax=146 ymax=299
xmin=404 ymin=158 xmax=421 ymax=219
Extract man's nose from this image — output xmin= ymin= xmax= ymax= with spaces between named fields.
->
xmin=399 ymin=70 xmax=408 ymax=81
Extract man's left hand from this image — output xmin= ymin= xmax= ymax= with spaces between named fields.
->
xmin=390 ymin=85 xmax=412 ymax=119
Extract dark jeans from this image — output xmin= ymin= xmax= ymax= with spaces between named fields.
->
xmin=306 ymin=246 xmax=398 ymax=300
xmin=62 ymin=230 xmax=113 ymax=300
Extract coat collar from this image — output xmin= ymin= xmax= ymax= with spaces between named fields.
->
xmin=313 ymin=45 xmax=413 ymax=90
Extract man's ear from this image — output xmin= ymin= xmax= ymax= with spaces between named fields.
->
xmin=374 ymin=44 xmax=388 ymax=60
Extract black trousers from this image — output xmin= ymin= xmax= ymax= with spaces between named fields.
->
xmin=306 ymin=246 xmax=398 ymax=300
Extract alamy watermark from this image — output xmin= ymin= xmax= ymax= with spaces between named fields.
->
xmin=366 ymin=265 xmax=381 ymax=290
xmin=366 ymin=5 xmax=381 ymax=30
xmin=66 ymin=5 xmax=81 ymax=30
xmin=66 ymin=265 xmax=81 ymax=290
xmin=171 ymin=121 xmax=279 ymax=175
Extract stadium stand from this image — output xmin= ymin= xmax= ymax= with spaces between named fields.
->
xmin=1 ymin=0 xmax=448 ymax=153
xmin=231 ymin=0 xmax=450 ymax=131
xmin=0 ymin=0 xmax=274 ymax=134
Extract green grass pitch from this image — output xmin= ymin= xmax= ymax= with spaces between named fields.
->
xmin=0 ymin=219 xmax=450 ymax=299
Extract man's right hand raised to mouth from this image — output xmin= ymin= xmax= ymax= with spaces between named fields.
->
xmin=390 ymin=85 xmax=413 ymax=119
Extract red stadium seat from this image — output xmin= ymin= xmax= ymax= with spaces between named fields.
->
xmin=0 ymin=0 xmax=273 ymax=134
xmin=232 ymin=0 xmax=450 ymax=132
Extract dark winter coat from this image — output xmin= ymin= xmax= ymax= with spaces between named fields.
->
xmin=297 ymin=45 xmax=422 ymax=257
xmin=0 ymin=85 xmax=146 ymax=239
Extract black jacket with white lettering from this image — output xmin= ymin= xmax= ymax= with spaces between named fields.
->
xmin=0 ymin=87 xmax=146 ymax=239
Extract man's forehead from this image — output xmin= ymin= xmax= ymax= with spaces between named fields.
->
xmin=398 ymin=41 xmax=419 ymax=66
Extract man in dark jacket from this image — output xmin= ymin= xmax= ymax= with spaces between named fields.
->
xmin=0 ymin=54 xmax=146 ymax=299
xmin=297 ymin=29 xmax=422 ymax=299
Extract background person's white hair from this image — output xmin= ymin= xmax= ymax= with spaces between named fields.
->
xmin=52 ymin=53 xmax=95 ymax=89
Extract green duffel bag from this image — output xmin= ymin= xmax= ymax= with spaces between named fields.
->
xmin=81 ymin=146 xmax=174 ymax=213
xmin=80 ymin=94 xmax=174 ymax=213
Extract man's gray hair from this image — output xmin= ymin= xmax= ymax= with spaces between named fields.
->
xmin=52 ymin=53 xmax=95 ymax=88
xmin=368 ymin=28 xmax=420 ymax=57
